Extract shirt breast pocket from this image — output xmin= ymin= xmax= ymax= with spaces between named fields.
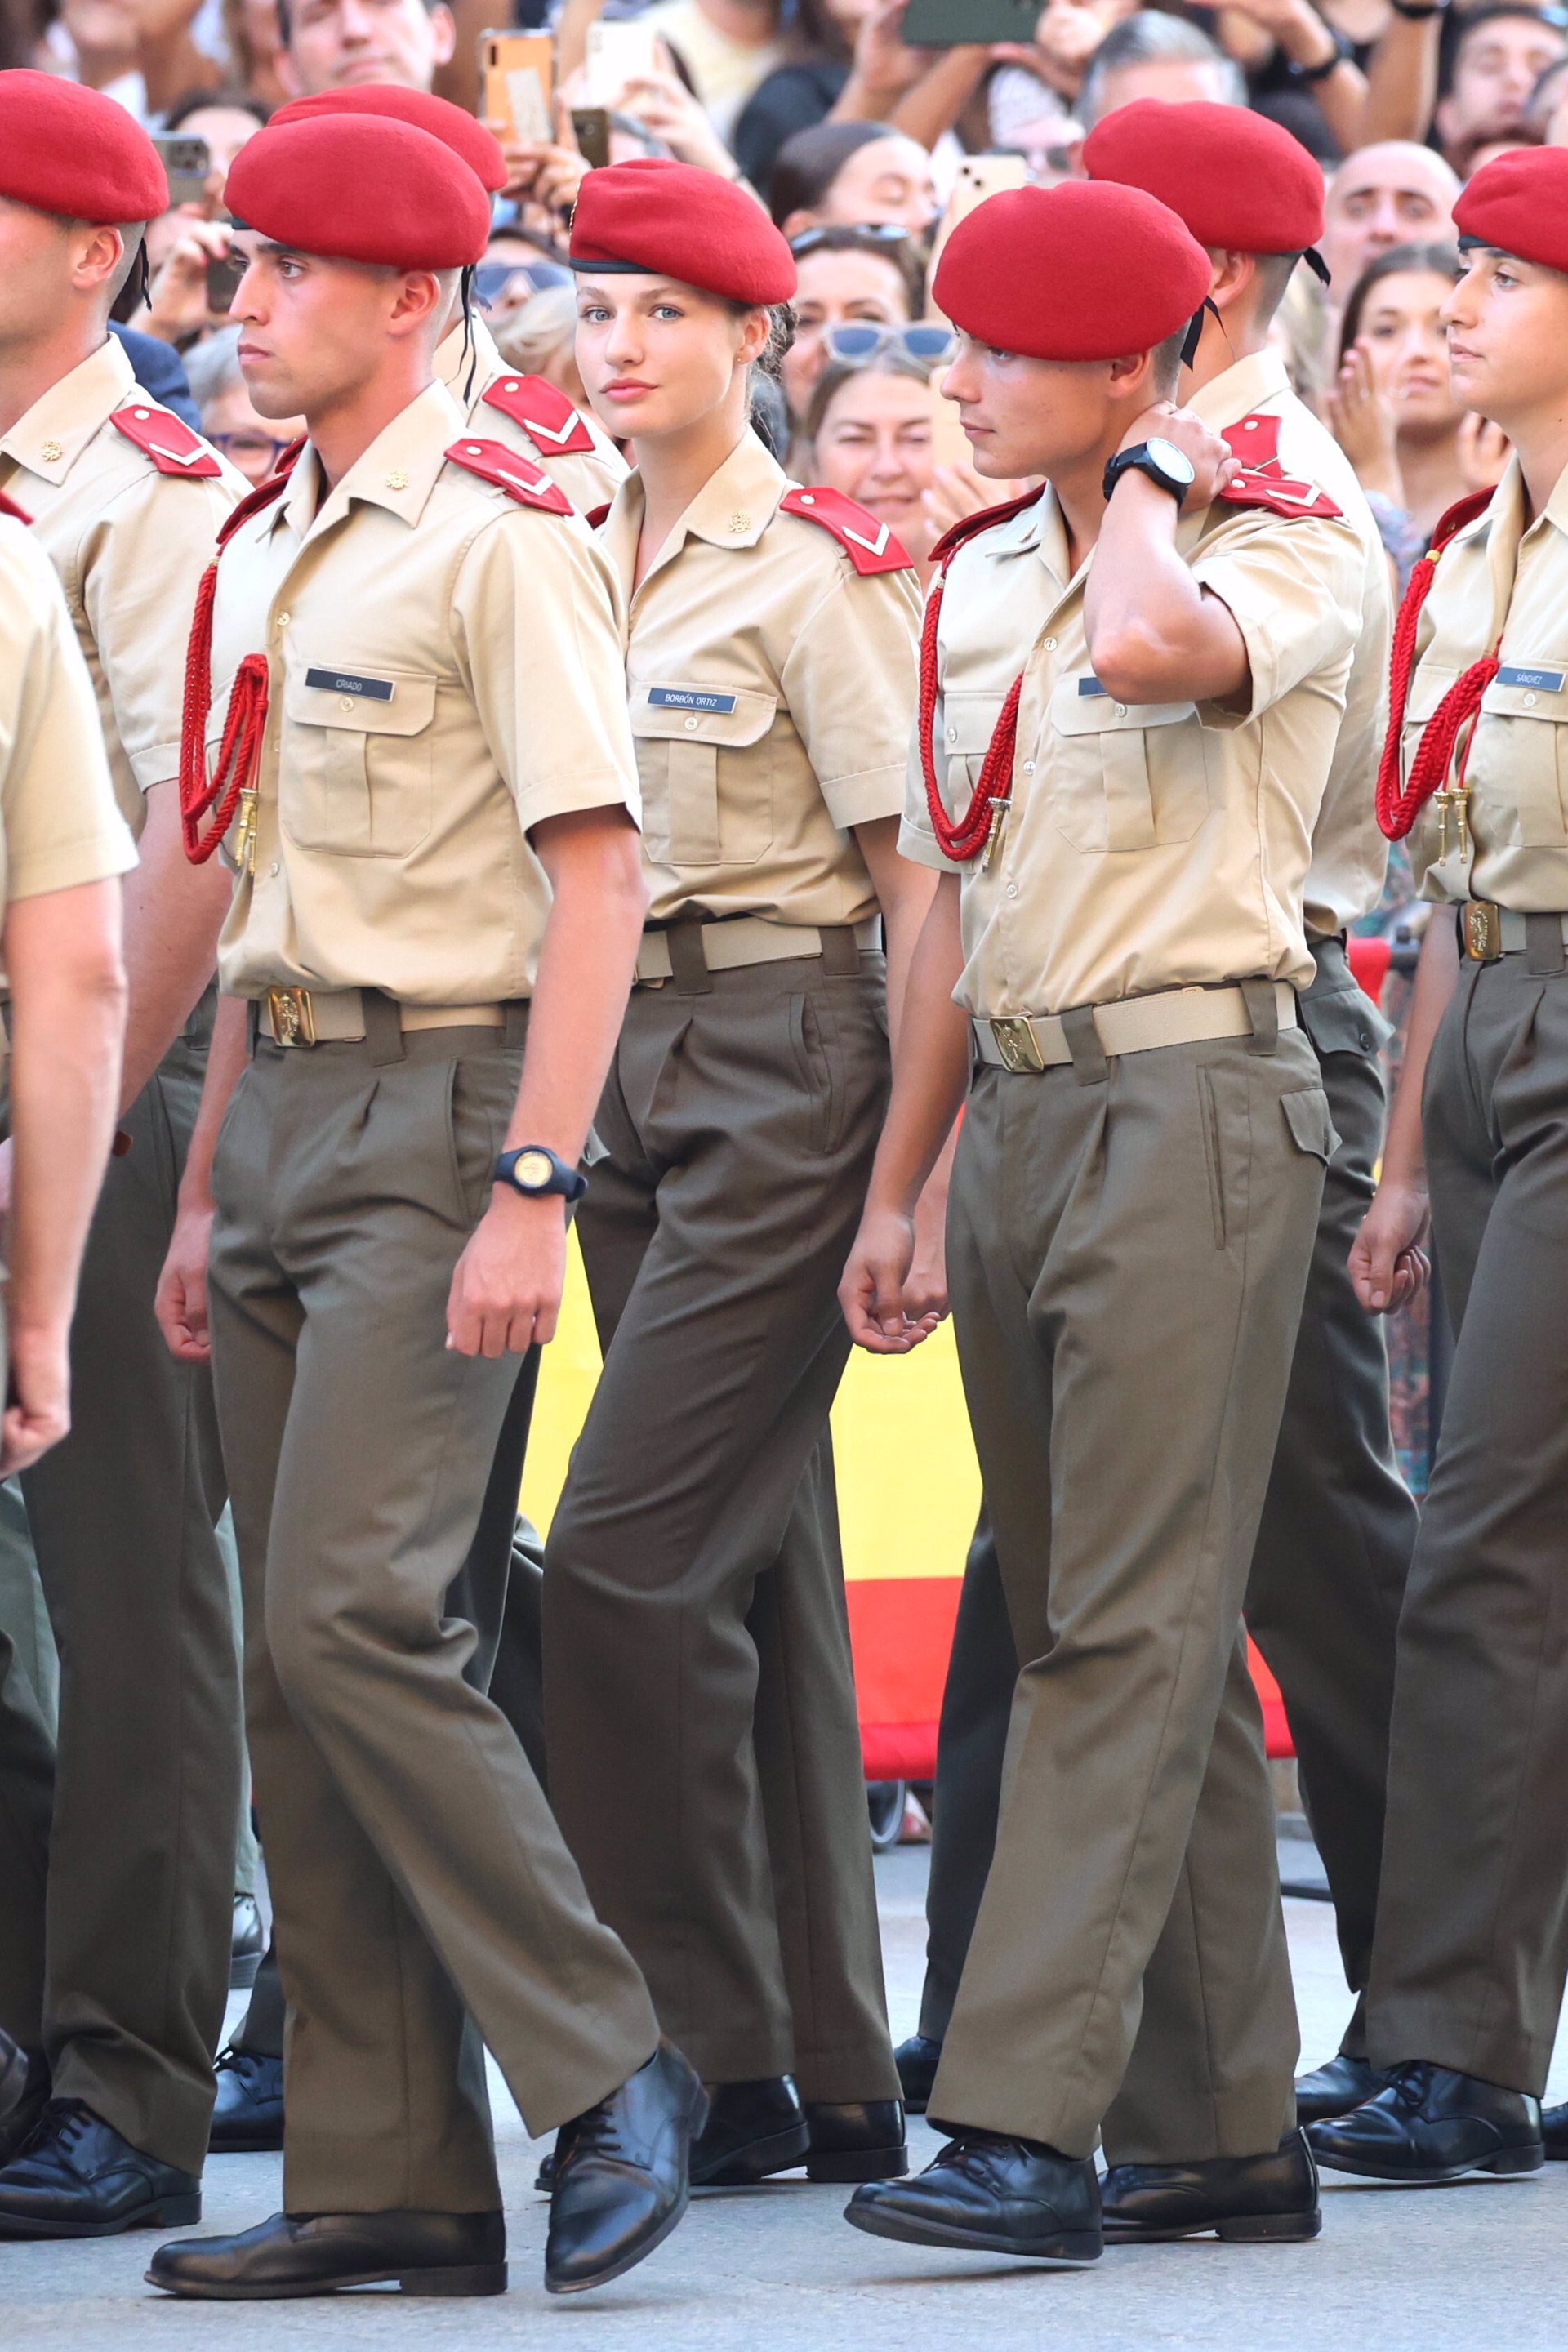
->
xmin=630 ymin=684 xmax=777 ymax=868
xmin=280 ymin=670 xmax=438 ymax=860
xmin=1473 ymin=674 xmax=1568 ymax=848
xmin=1046 ymin=679 xmax=1205 ymax=853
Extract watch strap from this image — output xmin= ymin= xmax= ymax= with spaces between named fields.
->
xmin=1103 ymin=444 xmax=1187 ymax=508
xmin=495 ymin=1145 xmax=588 ymax=1202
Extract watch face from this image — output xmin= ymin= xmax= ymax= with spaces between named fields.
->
xmin=514 ymin=1149 xmax=555 ymax=1191
xmin=1145 ymin=435 xmax=1197 ymax=487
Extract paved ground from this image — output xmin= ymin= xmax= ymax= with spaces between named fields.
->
xmin=5 ymin=1844 xmax=1566 ymax=2350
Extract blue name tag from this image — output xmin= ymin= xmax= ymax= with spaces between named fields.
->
xmin=1497 ymin=665 xmax=1565 ymax=693
xmin=304 ymin=668 xmax=394 ymax=702
xmin=1076 ymin=676 xmax=1107 ymax=699
xmin=648 ymin=686 xmax=739 ymax=715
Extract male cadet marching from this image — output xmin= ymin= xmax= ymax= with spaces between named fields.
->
xmin=1308 ymin=147 xmax=1568 ymax=2186
xmin=144 ymin=113 xmax=704 ymax=2301
xmin=0 ymin=73 xmax=247 ymax=2241
xmin=0 ymin=528 xmax=136 ymax=2009
xmin=205 ymin=81 xmax=617 ymax=2166
xmin=897 ymin=102 xmax=1417 ymax=2162
xmin=839 ymin=179 xmax=1363 ymax=2264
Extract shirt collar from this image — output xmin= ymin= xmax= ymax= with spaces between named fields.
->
xmin=1185 ymin=346 xmax=1291 ymax=434
xmin=603 ymin=428 xmax=786 ymax=599
xmin=0 ymin=336 xmax=136 ymax=487
xmin=278 ymin=380 xmax=466 ymax=542
xmin=1538 ymin=454 xmax=1568 ymax=542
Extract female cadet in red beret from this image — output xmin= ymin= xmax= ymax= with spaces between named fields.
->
xmin=1311 ymin=145 xmax=1568 ymax=2188
xmin=541 ymin=156 xmax=929 ymax=2193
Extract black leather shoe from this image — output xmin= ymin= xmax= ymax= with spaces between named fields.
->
xmin=1541 ymin=2101 xmax=1568 ymax=2160
xmin=230 ymin=1897 xmax=265 ymax=1990
xmin=691 ymin=2075 xmax=809 ymax=2186
xmin=546 ymin=2041 xmax=707 ymax=2294
xmin=0 ymin=2047 xmax=50 ymax=2171
xmin=209 ymin=2047 xmax=284 ymax=2154
xmin=0 ymin=2032 xmax=26 ymax=2131
xmin=1294 ymin=2051 xmax=1390 ymax=2125
xmin=147 ymin=2207 xmax=506 ymax=2298
xmin=845 ymin=2131 xmax=1102 ymax=2263
xmin=0 ymin=2100 xmax=201 ymax=2238
xmin=805 ymin=2099 xmax=906 ymax=2183
xmin=893 ymin=2034 xmax=942 ymax=2116
xmin=1102 ymin=2130 xmax=1320 ymax=2242
xmin=1307 ymin=2062 xmax=1544 ymax=2183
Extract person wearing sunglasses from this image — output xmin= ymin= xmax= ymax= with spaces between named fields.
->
xmin=780 ymin=222 xmax=923 ymax=443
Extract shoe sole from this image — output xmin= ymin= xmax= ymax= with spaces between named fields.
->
xmin=808 ymin=2145 xmax=909 ymax=2185
xmin=1312 ymin=2143 xmax=1544 ymax=2185
xmin=844 ymin=2199 xmax=1101 ymax=2265
xmin=693 ymin=2123 xmax=812 ymax=2188
xmin=0 ymin=2194 xmax=202 ymax=2241
xmin=1105 ymin=2209 xmax=1321 ymax=2243
xmin=545 ymin=2078 xmax=711 ymax=2296
xmin=147 ymin=2263 xmax=507 ymax=2299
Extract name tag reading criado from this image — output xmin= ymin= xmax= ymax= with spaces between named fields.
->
xmin=305 ymin=669 xmax=394 ymax=702
xmin=1497 ymin=665 xmax=1566 ymax=693
xmin=1077 ymin=676 xmax=1108 ymax=699
xmin=648 ymin=687 xmax=739 ymax=715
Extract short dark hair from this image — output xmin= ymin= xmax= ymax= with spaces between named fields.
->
xmin=1337 ymin=240 xmax=1462 ymax=364
xmin=789 ymin=223 xmax=922 ymax=314
xmin=163 ymin=86 xmax=273 ymax=132
xmin=767 ymin=119 xmax=897 ymax=228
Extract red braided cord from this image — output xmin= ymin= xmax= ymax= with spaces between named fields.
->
xmin=1374 ymin=552 xmax=1442 ymax=840
xmin=1401 ymin=656 xmax=1500 ymax=822
xmin=919 ymin=568 xmax=1024 ymax=863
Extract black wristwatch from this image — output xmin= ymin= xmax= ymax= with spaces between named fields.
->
xmin=1103 ymin=436 xmax=1198 ymax=510
xmin=494 ymin=1145 xmax=587 ymax=1203
xmin=1289 ymin=24 xmax=1354 ymax=77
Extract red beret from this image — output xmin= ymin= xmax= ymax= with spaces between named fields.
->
xmin=270 ymin=87 xmax=508 ymax=195
xmin=933 ymin=181 xmax=1212 ymax=363
xmin=0 ymin=68 xmax=166 ymax=223
xmin=1083 ymin=100 xmax=1324 ymax=256
xmin=1455 ymin=147 xmax=1568 ymax=274
xmin=570 ymin=158 xmax=796 ymax=305
xmin=225 ymin=116 xmax=492 ymax=270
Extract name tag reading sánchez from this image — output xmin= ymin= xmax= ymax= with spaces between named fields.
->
xmin=1496 ymin=665 xmax=1566 ymax=693
xmin=648 ymin=686 xmax=740 ymax=715
xmin=304 ymin=669 xmax=395 ymax=702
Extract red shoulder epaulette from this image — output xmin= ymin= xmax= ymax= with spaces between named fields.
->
xmin=481 ymin=374 xmax=597 ymax=457
xmin=110 ymin=403 xmax=223 ymax=479
xmin=1215 ymin=415 xmax=1341 ymax=520
xmin=443 ymin=439 xmax=575 ymax=514
xmin=585 ymin=501 xmax=612 ymax=530
xmin=779 ymin=487 xmax=914 ymax=577
xmin=928 ymin=487 xmax=1040 ymax=569
xmin=1374 ymin=486 xmax=1501 ymax=841
xmin=0 ymin=488 xmax=32 ymax=525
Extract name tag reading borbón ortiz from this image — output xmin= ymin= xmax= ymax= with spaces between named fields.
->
xmin=304 ymin=668 xmax=395 ymax=702
xmin=648 ymin=686 xmax=739 ymax=715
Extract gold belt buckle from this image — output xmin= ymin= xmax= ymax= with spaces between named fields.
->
xmin=266 ymin=986 xmax=318 ymax=1045
xmin=990 ymin=1017 xmax=1045 ymax=1075
xmin=1461 ymin=902 xmax=1503 ymax=964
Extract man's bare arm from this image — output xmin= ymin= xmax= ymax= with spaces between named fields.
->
xmin=2 ymin=876 xmax=127 ymax=1470
xmin=118 ymin=777 xmax=234 ymax=1113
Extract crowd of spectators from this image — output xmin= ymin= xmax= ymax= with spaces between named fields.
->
xmin=6 ymin=0 xmax=1548 ymax=1457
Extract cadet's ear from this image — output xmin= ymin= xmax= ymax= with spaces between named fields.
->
xmin=387 ymin=268 xmax=448 ymax=340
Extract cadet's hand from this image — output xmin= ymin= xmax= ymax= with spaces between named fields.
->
xmin=2 ymin=1321 xmax=70 ymax=1475
xmin=905 ymin=1176 xmax=950 ymax=1325
xmin=156 ymin=1197 xmax=216 ymax=1362
xmin=1349 ymin=1178 xmax=1432 ymax=1315
xmin=447 ymin=1190 xmax=566 ymax=1358
xmin=840 ymin=1205 xmax=945 ymax=1354
xmin=1116 ymin=403 xmax=1240 ymax=509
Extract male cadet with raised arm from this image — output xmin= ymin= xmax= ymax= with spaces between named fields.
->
xmin=204 ymin=80 xmax=620 ymax=2167
xmin=897 ymin=102 xmax=1418 ymax=2170
xmin=143 ymin=111 xmax=703 ymax=2303
xmin=0 ymin=73 xmax=247 ymax=2242
xmin=838 ymin=179 xmax=1363 ymax=2265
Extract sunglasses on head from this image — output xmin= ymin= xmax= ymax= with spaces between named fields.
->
xmin=788 ymin=224 xmax=911 ymax=258
xmin=474 ymin=258 xmax=573 ymax=310
xmin=821 ymin=321 xmax=956 ymax=368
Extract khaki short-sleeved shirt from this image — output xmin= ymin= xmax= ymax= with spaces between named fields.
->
xmin=0 ymin=520 xmax=136 ymax=973
xmin=205 ymin=379 xmax=640 ymax=1004
xmin=1402 ymin=458 xmax=1568 ymax=912
xmin=596 ymin=430 xmax=922 ymax=929
xmin=901 ymin=468 xmax=1364 ymax=1019
xmin=435 ymin=316 xmax=626 ymax=515
xmin=1188 ymin=350 xmax=1391 ymax=938
xmin=0 ymin=336 xmax=242 ymax=841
